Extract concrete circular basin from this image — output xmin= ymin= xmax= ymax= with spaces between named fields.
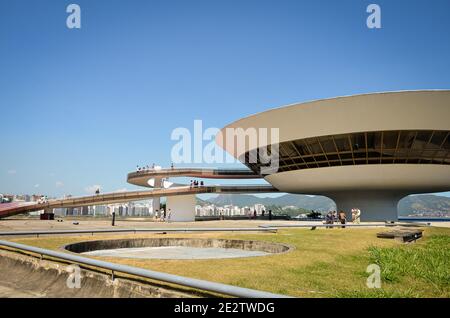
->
xmin=64 ymin=238 xmax=292 ymax=260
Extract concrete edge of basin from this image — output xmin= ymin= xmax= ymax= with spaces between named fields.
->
xmin=62 ymin=237 xmax=294 ymax=258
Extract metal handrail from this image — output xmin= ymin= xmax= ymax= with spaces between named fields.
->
xmin=259 ymin=222 xmax=429 ymax=229
xmin=0 ymin=227 xmax=278 ymax=237
xmin=0 ymin=240 xmax=290 ymax=298
xmin=127 ymin=167 xmax=261 ymax=179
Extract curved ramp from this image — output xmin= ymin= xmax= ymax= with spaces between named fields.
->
xmin=127 ymin=168 xmax=261 ymax=187
xmin=0 ymin=185 xmax=279 ymax=218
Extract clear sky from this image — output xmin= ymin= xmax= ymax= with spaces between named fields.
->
xmin=1 ymin=0 xmax=449 ymax=197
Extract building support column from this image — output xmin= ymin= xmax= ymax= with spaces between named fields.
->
xmin=166 ymin=194 xmax=196 ymax=222
xmin=326 ymin=191 xmax=406 ymax=222
xmin=149 ymin=177 xmax=162 ymax=215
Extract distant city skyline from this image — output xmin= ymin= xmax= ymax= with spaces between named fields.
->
xmin=1 ymin=0 xmax=450 ymax=198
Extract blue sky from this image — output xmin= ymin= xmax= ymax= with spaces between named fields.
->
xmin=1 ymin=0 xmax=449 ymax=197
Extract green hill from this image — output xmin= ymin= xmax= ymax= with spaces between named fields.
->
xmin=201 ymin=193 xmax=450 ymax=216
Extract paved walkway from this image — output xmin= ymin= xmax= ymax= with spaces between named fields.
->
xmin=1 ymin=218 xmax=447 ymax=233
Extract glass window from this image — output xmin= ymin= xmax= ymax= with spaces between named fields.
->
xmin=350 ymin=133 xmax=366 ymax=151
xmin=398 ymin=131 xmax=416 ymax=149
xmin=442 ymin=133 xmax=450 ymax=150
xmin=307 ymin=139 xmax=323 ymax=154
xmin=334 ymin=135 xmax=351 ymax=152
xmin=431 ymin=131 xmax=448 ymax=147
xmin=293 ymin=140 xmax=309 ymax=155
xmin=383 ymin=131 xmax=399 ymax=149
xmin=243 ymin=130 xmax=450 ymax=173
xmin=373 ymin=132 xmax=383 ymax=149
xmin=412 ymin=131 xmax=431 ymax=151
xmin=319 ymin=136 xmax=337 ymax=153
xmin=280 ymin=143 xmax=296 ymax=158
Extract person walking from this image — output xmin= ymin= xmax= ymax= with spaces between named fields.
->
xmin=325 ymin=211 xmax=333 ymax=229
xmin=338 ymin=210 xmax=347 ymax=228
xmin=268 ymin=209 xmax=272 ymax=221
xmin=167 ymin=209 xmax=172 ymax=223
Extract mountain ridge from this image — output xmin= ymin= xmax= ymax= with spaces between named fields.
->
xmin=197 ymin=193 xmax=450 ymax=216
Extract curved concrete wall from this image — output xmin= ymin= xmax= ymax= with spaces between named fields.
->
xmin=264 ymin=164 xmax=450 ymax=194
xmin=0 ymin=249 xmax=193 ymax=298
xmin=64 ymin=238 xmax=291 ymax=254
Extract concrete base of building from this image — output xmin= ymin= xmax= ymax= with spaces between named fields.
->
xmin=166 ymin=194 xmax=196 ymax=222
xmin=327 ymin=191 xmax=404 ymax=222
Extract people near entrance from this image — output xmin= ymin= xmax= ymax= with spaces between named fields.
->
xmin=167 ymin=209 xmax=172 ymax=223
xmin=325 ymin=211 xmax=333 ymax=228
xmin=338 ymin=210 xmax=347 ymax=228
xmin=189 ymin=180 xmax=204 ymax=188
xmin=332 ymin=211 xmax=337 ymax=224
xmin=352 ymin=208 xmax=361 ymax=224
xmin=161 ymin=208 xmax=165 ymax=222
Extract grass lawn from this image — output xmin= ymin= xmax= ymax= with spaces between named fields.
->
xmin=6 ymin=226 xmax=450 ymax=298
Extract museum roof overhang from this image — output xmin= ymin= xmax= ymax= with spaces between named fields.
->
xmin=216 ymin=90 xmax=450 ymax=161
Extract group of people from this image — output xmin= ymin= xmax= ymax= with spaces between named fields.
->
xmin=136 ymin=163 xmax=175 ymax=173
xmin=325 ymin=208 xmax=361 ymax=228
xmin=189 ymin=180 xmax=204 ymax=188
xmin=153 ymin=208 xmax=172 ymax=222
xmin=136 ymin=163 xmax=156 ymax=173
xmin=247 ymin=209 xmax=273 ymax=220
